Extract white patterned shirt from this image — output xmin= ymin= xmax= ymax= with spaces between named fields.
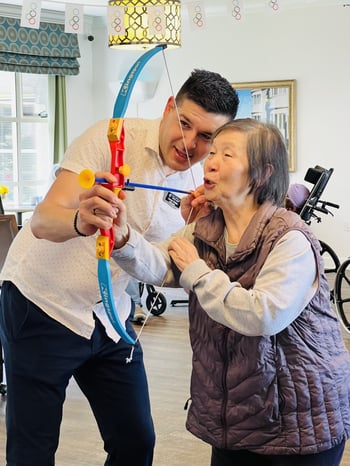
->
xmin=0 ymin=118 xmax=202 ymax=340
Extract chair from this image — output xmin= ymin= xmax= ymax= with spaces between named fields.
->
xmin=0 ymin=214 xmax=18 ymax=396
xmin=0 ymin=214 xmax=18 ymax=275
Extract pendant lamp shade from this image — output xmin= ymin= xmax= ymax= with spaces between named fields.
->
xmin=108 ymin=0 xmax=181 ymax=50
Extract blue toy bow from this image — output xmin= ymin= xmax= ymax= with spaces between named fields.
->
xmin=97 ymin=45 xmax=166 ymax=345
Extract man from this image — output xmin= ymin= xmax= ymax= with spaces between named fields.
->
xmin=0 ymin=69 xmax=239 ymax=466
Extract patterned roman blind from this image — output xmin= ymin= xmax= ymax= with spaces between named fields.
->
xmin=0 ymin=17 xmax=80 ymax=75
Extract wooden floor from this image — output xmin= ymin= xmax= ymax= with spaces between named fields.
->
xmin=1 ymin=287 xmax=350 ymax=465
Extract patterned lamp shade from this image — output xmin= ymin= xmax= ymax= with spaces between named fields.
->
xmin=108 ymin=0 xmax=181 ymax=50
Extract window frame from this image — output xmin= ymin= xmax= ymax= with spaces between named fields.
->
xmin=0 ymin=71 xmax=53 ymax=207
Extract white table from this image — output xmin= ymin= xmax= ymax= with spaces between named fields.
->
xmin=5 ymin=205 xmax=35 ymax=226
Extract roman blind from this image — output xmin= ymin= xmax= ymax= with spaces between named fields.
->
xmin=0 ymin=17 xmax=80 ymax=75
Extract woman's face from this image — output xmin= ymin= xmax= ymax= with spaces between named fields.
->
xmin=203 ymin=129 xmax=251 ymax=208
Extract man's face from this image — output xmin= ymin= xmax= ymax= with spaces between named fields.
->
xmin=158 ymin=96 xmax=230 ymax=172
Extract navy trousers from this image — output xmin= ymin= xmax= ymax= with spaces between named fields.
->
xmin=0 ymin=281 xmax=155 ymax=466
xmin=211 ymin=441 xmax=346 ymax=466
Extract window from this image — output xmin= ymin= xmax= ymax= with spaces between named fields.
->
xmin=0 ymin=71 xmax=52 ymax=206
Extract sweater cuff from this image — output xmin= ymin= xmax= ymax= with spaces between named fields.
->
xmin=111 ymin=225 xmax=138 ymax=259
xmin=179 ymin=259 xmax=212 ymax=291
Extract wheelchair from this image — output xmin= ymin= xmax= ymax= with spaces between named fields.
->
xmin=298 ymin=165 xmax=340 ymax=282
xmin=297 ymin=166 xmax=350 ymax=336
xmin=139 ymin=282 xmax=167 ymax=316
xmin=295 ymin=166 xmax=350 ymax=331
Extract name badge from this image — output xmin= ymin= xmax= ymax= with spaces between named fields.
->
xmin=163 ymin=192 xmax=181 ymax=209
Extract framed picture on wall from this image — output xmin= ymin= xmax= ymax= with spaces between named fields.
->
xmin=232 ymin=80 xmax=296 ymax=172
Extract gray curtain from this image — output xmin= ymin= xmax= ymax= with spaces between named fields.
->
xmin=49 ymin=75 xmax=68 ymax=164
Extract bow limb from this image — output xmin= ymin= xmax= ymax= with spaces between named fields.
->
xmin=97 ymin=45 xmax=166 ymax=346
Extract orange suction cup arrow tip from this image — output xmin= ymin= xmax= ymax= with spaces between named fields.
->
xmin=119 ymin=164 xmax=130 ymax=177
xmin=79 ymin=169 xmax=96 ymax=189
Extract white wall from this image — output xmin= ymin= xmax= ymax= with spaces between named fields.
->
xmin=65 ymin=30 xmax=95 ymax=143
xmin=64 ymin=4 xmax=350 ymax=261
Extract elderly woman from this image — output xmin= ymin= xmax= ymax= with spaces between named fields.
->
xmin=110 ymin=118 xmax=350 ymax=466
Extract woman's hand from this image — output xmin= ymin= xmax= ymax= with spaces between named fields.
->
xmin=168 ymin=237 xmax=200 ymax=272
xmin=180 ymin=185 xmax=213 ymax=223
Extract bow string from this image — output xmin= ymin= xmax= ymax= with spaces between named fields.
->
xmin=78 ymin=43 xmax=197 ymax=351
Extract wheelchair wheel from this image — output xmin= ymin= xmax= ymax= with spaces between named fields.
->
xmin=334 ymin=258 xmax=350 ymax=333
xmin=319 ymin=240 xmax=340 ymax=302
xmin=145 ymin=285 xmax=167 ymax=316
xmin=319 ymin=240 xmax=340 ymax=274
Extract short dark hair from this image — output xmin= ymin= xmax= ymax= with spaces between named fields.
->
xmin=212 ymin=118 xmax=289 ymax=206
xmin=175 ymin=69 xmax=239 ymax=120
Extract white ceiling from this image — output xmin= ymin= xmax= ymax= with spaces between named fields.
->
xmin=1 ymin=0 xmax=107 ymax=17
xmin=0 ymin=0 xmax=345 ymax=19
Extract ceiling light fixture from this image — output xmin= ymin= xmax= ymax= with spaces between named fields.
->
xmin=108 ymin=0 xmax=181 ymax=50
